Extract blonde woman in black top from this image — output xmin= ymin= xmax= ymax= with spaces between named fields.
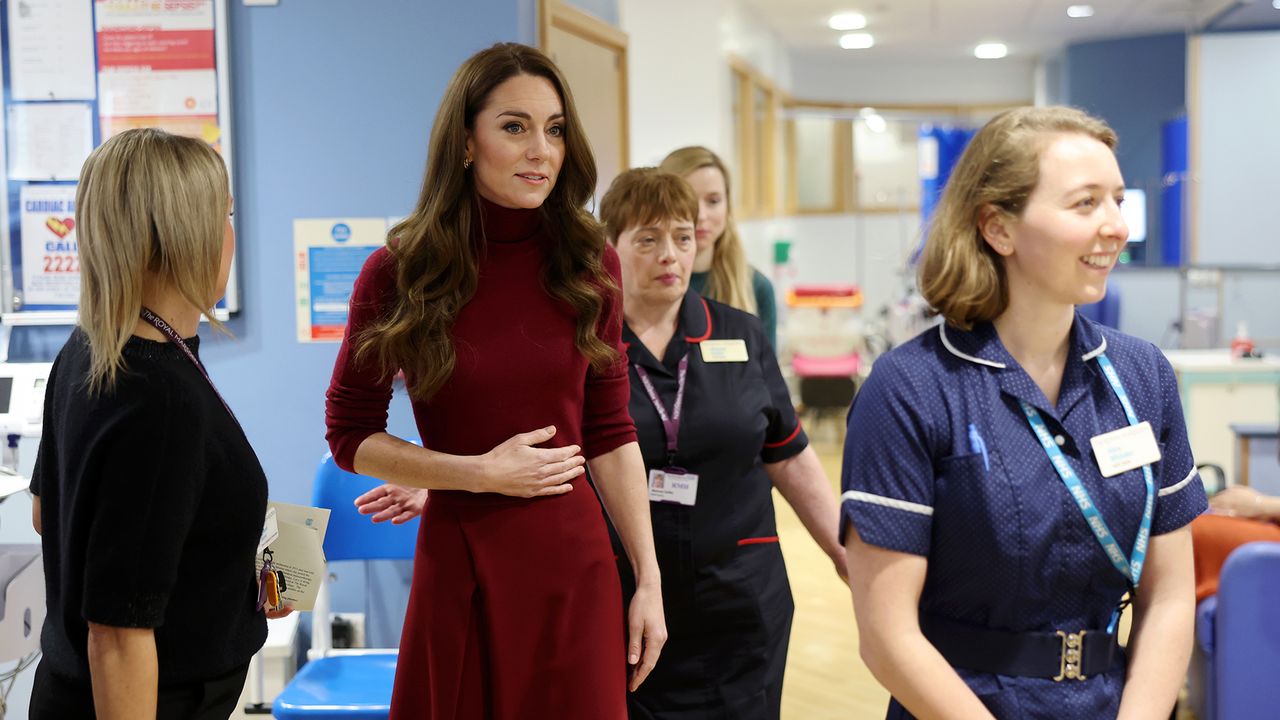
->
xmin=29 ymin=128 xmax=290 ymax=719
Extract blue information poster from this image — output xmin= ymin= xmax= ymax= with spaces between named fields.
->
xmin=293 ymin=218 xmax=385 ymax=342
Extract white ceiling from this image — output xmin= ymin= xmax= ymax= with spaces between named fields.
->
xmin=738 ymin=0 xmax=1256 ymax=60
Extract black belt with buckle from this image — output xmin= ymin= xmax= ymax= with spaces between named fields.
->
xmin=921 ymin=614 xmax=1121 ymax=681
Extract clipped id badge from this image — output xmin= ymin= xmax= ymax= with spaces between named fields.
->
xmin=256 ymin=548 xmax=287 ymax=612
xmin=648 ymin=467 xmax=699 ymax=506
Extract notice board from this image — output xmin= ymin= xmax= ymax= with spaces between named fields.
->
xmin=0 ymin=0 xmax=238 ymax=319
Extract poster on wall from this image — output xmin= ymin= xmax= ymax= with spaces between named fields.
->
xmin=94 ymin=0 xmax=221 ymax=147
xmin=19 ymin=185 xmax=81 ymax=306
xmin=7 ymin=0 xmax=97 ymax=100
xmin=7 ymin=102 xmax=94 ymax=181
xmin=294 ymin=219 xmax=386 ymax=343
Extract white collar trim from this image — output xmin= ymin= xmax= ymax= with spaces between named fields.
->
xmin=939 ymin=324 xmax=1007 ymax=369
xmin=1081 ymin=334 xmax=1107 ymax=361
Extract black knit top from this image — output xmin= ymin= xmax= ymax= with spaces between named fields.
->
xmin=30 ymin=328 xmax=267 ymax=686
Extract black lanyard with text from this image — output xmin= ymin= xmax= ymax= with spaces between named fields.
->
xmin=139 ymin=307 xmax=240 ymax=426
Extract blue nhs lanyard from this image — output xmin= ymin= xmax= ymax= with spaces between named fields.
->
xmin=1017 ymin=353 xmax=1155 ymax=632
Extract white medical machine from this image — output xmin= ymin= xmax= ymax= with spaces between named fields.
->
xmin=0 ymin=351 xmax=54 ymax=718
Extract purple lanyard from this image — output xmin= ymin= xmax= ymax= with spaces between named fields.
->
xmin=633 ymin=354 xmax=689 ymax=464
xmin=139 ymin=307 xmax=240 ymax=424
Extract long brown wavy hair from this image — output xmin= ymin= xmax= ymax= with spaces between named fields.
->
xmin=354 ymin=43 xmax=618 ymax=402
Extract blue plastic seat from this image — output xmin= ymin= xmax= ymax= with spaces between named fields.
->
xmin=1193 ymin=541 xmax=1280 ymax=720
xmin=272 ymin=450 xmax=421 ymax=719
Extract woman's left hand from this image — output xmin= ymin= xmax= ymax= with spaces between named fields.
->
xmin=265 ymin=604 xmax=295 ymax=620
xmin=626 ymin=582 xmax=667 ymax=692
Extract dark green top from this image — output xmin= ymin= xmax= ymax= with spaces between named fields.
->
xmin=689 ymin=267 xmax=777 ymax=350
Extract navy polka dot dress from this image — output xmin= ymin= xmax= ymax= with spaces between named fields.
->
xmin=840 ymin=315 xmax=1207 ymax=719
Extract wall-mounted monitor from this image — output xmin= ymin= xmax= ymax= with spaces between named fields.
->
xmin=1122 ymin=188 xmax=1147 ymax=243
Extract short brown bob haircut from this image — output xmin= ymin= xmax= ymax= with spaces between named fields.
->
xmin=599 ymin=168 xmax=700 ymax=244
xmin=918 ymin=106 xmax=1118 ymax=329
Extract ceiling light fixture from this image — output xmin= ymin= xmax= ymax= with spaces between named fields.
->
xmin=840 ymin=32 xmax=875 ymax=50
xmin=828 ymin=12 xmax=867 ymax=31
xmin=1273 ymin=0 xmax=1280 ymax=9
xmin=1066 ymin=5 xmax=1095 ymax=18
xmin=859 ymin=108 xmax=887 ymax=133
xmin=974 ymin=42 xmax=1008 ymax=59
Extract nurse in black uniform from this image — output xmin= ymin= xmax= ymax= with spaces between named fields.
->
xmin=599 ymin=168 xmax=845 ymax=719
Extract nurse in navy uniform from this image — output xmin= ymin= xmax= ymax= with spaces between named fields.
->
xmin=600 ymin=168 xmax=845 ymax=719
xmin=840 ymin=107 xmax=1207 ymax=719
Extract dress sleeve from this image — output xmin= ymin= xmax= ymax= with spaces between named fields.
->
xmin=839 ymin=354 xmax=939 ymax=555
xmin=756 ymin=318 xmax=808 ymax=464
xmin=325 ymin=248 xmax=398 ymax=472
xmin=81 ymin=383 xmax=208 ymax=628
xmin=581 ymin=245 xmax=637 ymax=459
xmin=751 ymin=268 xmax=778 ymax=351
xmin=1151 ymin=352 xmax=1208 ymax=534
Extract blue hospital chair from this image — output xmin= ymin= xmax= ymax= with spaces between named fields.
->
xmin=272 ymin=450 xmax=421 ymax=719
xmin=1193 ymin=541 xmax=1280 ymax=720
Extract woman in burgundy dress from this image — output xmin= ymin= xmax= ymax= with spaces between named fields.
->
xmin=325 ymin=43 xmax=665 ymax=719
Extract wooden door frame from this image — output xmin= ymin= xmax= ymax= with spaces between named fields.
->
xmin=538 ymin=0 xmax=630 ymax=171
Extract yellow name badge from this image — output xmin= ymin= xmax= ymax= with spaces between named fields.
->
xmin=700 ymin=339 xmax=748 ymax=363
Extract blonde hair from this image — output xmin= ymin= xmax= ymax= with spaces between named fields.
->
xmin=354 ymin=43 xmax=617 ymax=402
xmin=75 ymin=127 xmax=229 ymax=393
xmin=659 ymin=146 xmax=756 ymax=314
xmin=918 ymin=106 xmax=1118 ymax=328
xmin=599 ymin=168 xmax=699 ymax=243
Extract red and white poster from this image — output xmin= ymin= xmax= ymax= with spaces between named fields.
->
xmin=94 ymin=0 xmax=220 ymax=147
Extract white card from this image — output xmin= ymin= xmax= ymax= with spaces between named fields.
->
xmin=1090 ymin=421 xmax=1161 ymax=478
xmin=258 ymin=506 xmax=279 ymax=553
xmin=648 ymin=468 xmax=698 ymax=506
xmin=700 ymin=339 xmax=748 ymax=363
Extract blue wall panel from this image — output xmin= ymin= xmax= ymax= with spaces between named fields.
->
xmin=1065 ymin=32 xmax=1185 ymax=265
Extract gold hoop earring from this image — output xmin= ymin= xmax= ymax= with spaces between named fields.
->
xmin=463 ymin=157 xmax=473 ymax=170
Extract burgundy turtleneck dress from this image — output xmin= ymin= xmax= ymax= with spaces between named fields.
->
xmin=325 ymin=198 xmax=636 ymax=719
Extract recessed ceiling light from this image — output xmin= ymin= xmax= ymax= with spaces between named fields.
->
xmin=859 ymin=108 xmax=887 ymax=133
xmin=828 ymin=12 xmax=867 ymax=31
xmin=840 ymin=32 xmax=875 ymax=49
xmin=974 ymin=42 xmax=1008 ymax=59
xmin=1273 ymin=0 xmax=1280 ymax=9
xmin=1067 ymin=5 xmax=1095 ymax=18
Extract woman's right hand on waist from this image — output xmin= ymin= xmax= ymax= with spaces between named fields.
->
xmin=478 ymin=425 xmax=585 ymax=498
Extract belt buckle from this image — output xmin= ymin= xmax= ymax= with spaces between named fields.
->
xmin=1054 ymin=630 xmax=1088 ymax=681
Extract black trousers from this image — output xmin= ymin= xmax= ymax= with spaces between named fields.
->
xmin=29 ymin=659 xmax=250 ymax=720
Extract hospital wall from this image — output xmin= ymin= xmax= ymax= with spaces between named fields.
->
xmin=4 ymin=3 xmax=1279 ymax=713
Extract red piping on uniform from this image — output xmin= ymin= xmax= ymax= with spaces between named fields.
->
xmin=763 ymin=421 xmax=803 ymax=449
xmin=737 ymin=536 xmax=780 ymax=546
xmin=684 ymin=298 xmax=713 ymax=343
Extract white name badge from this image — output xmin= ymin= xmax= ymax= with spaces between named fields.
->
xmin=648 ymin=468 xmax=699 ymax=506
xmin=700 ymin=339 xmax=748 ymax=363
xmin=1090 ymin=421 xmax=1162 ymax=478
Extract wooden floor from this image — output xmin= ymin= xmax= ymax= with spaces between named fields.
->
xmin=776 ymin=435 xmax=889 ymax=719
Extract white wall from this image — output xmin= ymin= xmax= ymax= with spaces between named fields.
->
xmin=620 ymin=0 xmax=730 ymax=166
xmin=620 ymin=0 xmax=792 ymax=168
xmin=739 ymin=212 xmax=922 ymax=323
xmin=1193 ymin=31 xmax=1280 ymax=264
xmin=788 ymin=50 xmax=1036 ymax=106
